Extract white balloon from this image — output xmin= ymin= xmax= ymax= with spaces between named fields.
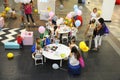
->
xmin=79 ymin=6 xmax=83 ymax=10
xmin=14 ymin=0 xmax=20 ymax=3
xmin=60 ymin=4 xmax=64 ymax=10
xmin=52 ymin=63 xmax=59 ymax=69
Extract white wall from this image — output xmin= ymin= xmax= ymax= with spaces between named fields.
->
xmin=101 ymin=0 xmax=116 ymax=21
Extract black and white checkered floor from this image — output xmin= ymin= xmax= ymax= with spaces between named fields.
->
xmin=0 ymin=28 xmax=26 ymax=44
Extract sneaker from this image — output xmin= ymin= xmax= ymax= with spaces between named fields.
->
xmin=33 ymin=23 xmax=36 ymax=25
xmin=92 ymin=48 xmax=98 ymax=51
xmin=28 ymin=22 xmax=30 ymax=25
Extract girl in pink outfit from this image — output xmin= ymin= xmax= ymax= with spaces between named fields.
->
xmin=24 ymin=3 xmax=35 ymax=25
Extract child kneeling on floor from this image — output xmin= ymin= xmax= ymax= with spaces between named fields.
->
xmin=16 ymin=34 xmax=23 ymax=48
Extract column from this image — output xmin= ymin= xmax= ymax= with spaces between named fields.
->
xmin=101 ymin=0 xmax=116 ymax=22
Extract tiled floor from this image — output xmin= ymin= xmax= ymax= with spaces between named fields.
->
xmin=0 ymin=0 xmax=120 ymax=80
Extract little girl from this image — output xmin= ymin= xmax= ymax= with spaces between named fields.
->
xmin=32 ymin=45 xmax=43 ymax=59
xmin=85 ymin=19 xmax=96 ymax=49
xmin=16 ymin=34 xmax=23 ymax=48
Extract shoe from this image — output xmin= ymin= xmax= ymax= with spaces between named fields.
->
xmin=28 ymin=22 xmax=30 ymax=25
xmin=92 ymin=48 xmax=97 ymax=51
xmin=33 ymin=23 xmax=36 ymax=25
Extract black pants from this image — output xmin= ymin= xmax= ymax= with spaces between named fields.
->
xmin=25 ymin=14 xmax=34 ymax=23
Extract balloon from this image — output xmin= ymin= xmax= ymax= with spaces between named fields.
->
xmin=73 ymin=5 xmax=78 ymax=10
xmin=34 ymin=9 xmax=38 ymax=13
xmin=49 ymin=11 xmax=54 ymax=17
xmin=77 ymin=10 xmax=82 ymax=16
xmin=5 ymin=7 xmax=10 ymax=12
xmin=66 ymin=13 xmax=72 ymax=19
xmin=7 ymin=52 xmax=14 ymax=59
xmin=38 ymin=26 xmax=45 ymax=34
xmin=14 ymin=0 xmax=20 ymax=3
xmin=79 ymin=6 xmax=83 ymax=10
xmin=97 ymin=10 xmax=102 ymax=15
xmin=70 ymin=11 xmax=77 ymax=17
xmin=47 ymin=7 xmax=51 ymax=12
xmin=75 ymin=20 xmax=81 ymax=27
xmin=52 ymin=63 xmax=59 ymax=69
xmin=20 ymin=0 xmax=31 ymax=4
xmin=60 ymin=4 xmax=64 ymax=10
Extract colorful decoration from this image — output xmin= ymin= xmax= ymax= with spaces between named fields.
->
xmin=47 ymin=7 xmax=51 ymax=12
xmin=7 ymin=52 xmax=14 ymax=59
xmin=38 ymin=26 xmax=45 ymax=34
xmin=5 ymin=7 xmax=11 ymax=12
xmin=49 ymin=11 xmax=54 ymax=18
xmin=77 ymin=10 xmax=82 ymax=16
xmin=34 ymin=9 xmax=38 ymax=13
xmin=97 ymin=10 xmax=102 ymax=15
xmin=75 ymin=20 xmax=81 ymax=27
xmin=66 ymin=13 xmax=72 ymax=19
xmin=79 ymin=41 xmax=89 ymax=52
xmin=73 ymin=5 xmax=78 ymax=10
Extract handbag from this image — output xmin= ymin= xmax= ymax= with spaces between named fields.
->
xmin=79 ymin=56 xmax=85 ymax=68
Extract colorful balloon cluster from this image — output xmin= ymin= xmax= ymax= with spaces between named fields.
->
xmin=64 ymin=18 xmax=73 ymax=27
xmin=79 ymin=41 xmax=89 ymax=52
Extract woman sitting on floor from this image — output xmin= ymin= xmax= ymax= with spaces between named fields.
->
xmin=68 ymin=46 xmax=81 ymax=75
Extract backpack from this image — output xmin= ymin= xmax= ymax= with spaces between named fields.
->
xmin=102 ymin=23 xmax=109 ymax=35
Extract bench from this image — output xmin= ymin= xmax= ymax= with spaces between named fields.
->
xmin=4 ymin=42 xmax=20 ymax=49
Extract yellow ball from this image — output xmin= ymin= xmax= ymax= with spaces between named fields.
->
xmin=7 ymin=53 xmax=14 ymax=59
xmin=34 ymin=9 xmax=38 ymax=13
xmin=5 ymin=7 xmax=10 ymax=12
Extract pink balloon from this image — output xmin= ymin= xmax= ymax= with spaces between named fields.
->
xmin=49 ymin=11 xmax=55 ymax=17
xmin=66 ymin=13 xmax=72 ymax=19
xmin=77 ymin=10 xmax=82 ymax=16
xmin=38 ymin=26 xmax=45 ymax=34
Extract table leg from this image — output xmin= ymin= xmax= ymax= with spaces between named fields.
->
xmin=44 ymin=57 xmax=46 ymax=62
xmin=60 ymin=60 xmax=62 ymax=67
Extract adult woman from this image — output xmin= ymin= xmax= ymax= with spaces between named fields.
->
xmin=93 ymin=18 xmax=105 ymax=50
xmin=24 ymin=3 xmax=35 ymax=25
xmin=68 ymin=46 xmax=81 ymax=75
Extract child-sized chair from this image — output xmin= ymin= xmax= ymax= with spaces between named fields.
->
xmin=34 ymin=53 xmax=43 ymax=65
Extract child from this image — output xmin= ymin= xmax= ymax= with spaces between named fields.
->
xmin=84 ymin=19 xmax=96 ymax=49
xmin=11 ymin=8 xmax=16 ymax=19
xmin=90 ymin=8 xmax=97 ymax=24
xmin=16 ymin=34 xmax=23 ymax=48
xmin=32 ymin=45 xmax=43 ymax=59
xmin=69 ymin=36 xmax=78 ymax=49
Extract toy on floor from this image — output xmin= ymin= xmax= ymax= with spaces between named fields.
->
xmin=7 ymin=52 xmax=14 ymax=59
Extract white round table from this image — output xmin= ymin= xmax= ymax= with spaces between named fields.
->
xmin=42 ymin=43 xmax=71 ymax=67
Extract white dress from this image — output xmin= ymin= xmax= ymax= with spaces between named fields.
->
xmin=69 ymin=53 xmax=79 ymax=66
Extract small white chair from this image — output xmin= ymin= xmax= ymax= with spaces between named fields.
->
xmin=34 ymin=54 xmax=43 ymax=65
xmin=62 ymin=33 xmax=68 ymax=43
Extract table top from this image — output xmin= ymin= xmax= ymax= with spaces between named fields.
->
xmin=42 ymin=43 xmax=71 ymax=60
xmin=58 ymin=25 xmax=71 ymax=34
xmin=21 ymin=31 xmax=33 ymax=37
